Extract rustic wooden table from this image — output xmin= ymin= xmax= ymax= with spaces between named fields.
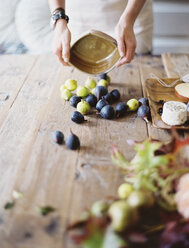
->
xmin=0 ymin=53 xmax=188 ymax=248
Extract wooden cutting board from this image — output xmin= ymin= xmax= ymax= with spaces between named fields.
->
xmin=145 ymin=78 xmax=189 ymax=129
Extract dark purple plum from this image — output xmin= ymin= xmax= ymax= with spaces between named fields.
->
xmin=71 ymin=111 xmax=85 ymax=124
xmin=96 ymin=99 xmax=109 ymax=112
xmin=66 ymin=129 xmax=80 ymax=150
xmin=158 ymin=107 xmax=163 ymax=116
xmin=137 ymin=105 xmax=150 ymax=122
xmin=158 ymin=100 xmax=165 ymax=105
xmin=138 ymin=97 xmax=149 ymax=106
xmin=95 ymin=86 xmax=108 ymax=100
xmin=85 ymin=94 xmax=97 ymax=107
xmin=102 ymin=93 xmax=113 ymax=104
xmin=110 ymin=89 xmax=120 ymax=102
xmin=98 ymin=73 xmax=108 ymax=80
xmin=115 ymin=102 xmax=128 ymax=117
xmin=52 ymin=130 xmax=64 ymax=145
xmin=69 ymin=96 xmax=81 ymax=108
xmin=100 ymin=105 xmax=115 ymax=119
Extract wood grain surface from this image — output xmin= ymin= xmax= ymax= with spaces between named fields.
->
xmin=145 ymin=78 xmax=189 ymax=129
xmin=0 ymin=53 xmax=188 ymax=248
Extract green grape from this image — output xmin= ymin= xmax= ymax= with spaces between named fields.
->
xmin=127 ymin=190 xmax=155 ymax=209
xmin=77 ymin=100 xmax=90 ymax=114
xmin=127 ymin=98 xmax=139 ymax=111
xmin=77 ymin=86 xmax=90 ymax=97
xmin=85 ymin=77 xmax=96 ymax=89
xmin=65 ymin=79 xmax=77 ymax=91
xmin=118 ymin=183 xmax=133 ymax=199
xmin=61 ymin=89 xmax=72 ymax=100
xmin=97 ymin=79 xmax=108 ymax=88
xmin=108 ymin=200 xmax=138 ymax=232
xmin=91 ymin=200 xmax=109 ymax=217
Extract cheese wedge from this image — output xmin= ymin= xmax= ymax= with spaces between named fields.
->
xmin=175 ymin=83 xmax=189 ymax=101
xmin=161 ymin=101 xmax=187 ymax=126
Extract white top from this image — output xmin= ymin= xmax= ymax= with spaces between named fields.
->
xmin=66 ymin=0 xmax=153 ymax=53
xmin=9 ymin=0 xmax=153 ymax=53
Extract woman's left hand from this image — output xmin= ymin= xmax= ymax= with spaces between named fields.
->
xmin=115 ymin=19 xmax=136 ymax=67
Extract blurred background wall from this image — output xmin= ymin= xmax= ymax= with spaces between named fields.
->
xmin=153 ymin=0 xmax=189 ymax=54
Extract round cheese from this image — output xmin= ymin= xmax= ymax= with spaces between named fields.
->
xmin=161 ymin=101 xmax=187 ymax=126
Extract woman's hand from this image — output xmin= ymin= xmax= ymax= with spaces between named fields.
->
xmin=115 ymin=18 xmax=136 ymax=67
xmin=52 ymin=19 xmax=71 ymax=66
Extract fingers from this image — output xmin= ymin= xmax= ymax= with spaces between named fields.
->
xmin=53 ymin=45 xmax=69 ymax=66
xmin=125 ymin=42 xmax=136 ymax=63
xmin=62 ymin=38 xmax=70 ymax=65
xmin=115 ymin=23 xmax=136 ymax=67
xmin=117 ymin=36 xmax=126 ymax=58
xmin=116 ymin=57 xmax=128 ymax=68
xmin=116 ymin=42 xmax=136 ymax=67
xmin=52 ymin=31 xmax=71 ymax=66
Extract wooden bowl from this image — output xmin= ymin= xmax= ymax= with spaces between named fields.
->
xmin=69 ymin=30 xmax=120 ymax=75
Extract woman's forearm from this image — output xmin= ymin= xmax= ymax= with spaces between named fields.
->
xmin=115 ymin=0 xmax=146 ymax=66
xmin=48 ymin=0 xmax=71 ymax=66
xmin=122 ymin=0 xmax=146 ymax=26
xmin=48 ymin=0 xmax=65 ymax=13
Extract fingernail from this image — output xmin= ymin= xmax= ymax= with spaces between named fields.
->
xmin=120 ymin=52 xmax=124 ymax=57
xmin=64 ymin=58 xmax=69 ymax=63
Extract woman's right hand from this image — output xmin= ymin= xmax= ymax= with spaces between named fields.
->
xmin=52 ymin=19 xmax=71 ymax=66
xmin=115 ymin=19 xmax=136 ymax=67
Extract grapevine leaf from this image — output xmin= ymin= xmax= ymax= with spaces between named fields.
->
xmin=131 ymin=140 xmax=169 ymax=170
xmin=111 ymin=137 xmax=189 ymax=209
xmin=111 ymin=146 xmax=129 ymax=169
